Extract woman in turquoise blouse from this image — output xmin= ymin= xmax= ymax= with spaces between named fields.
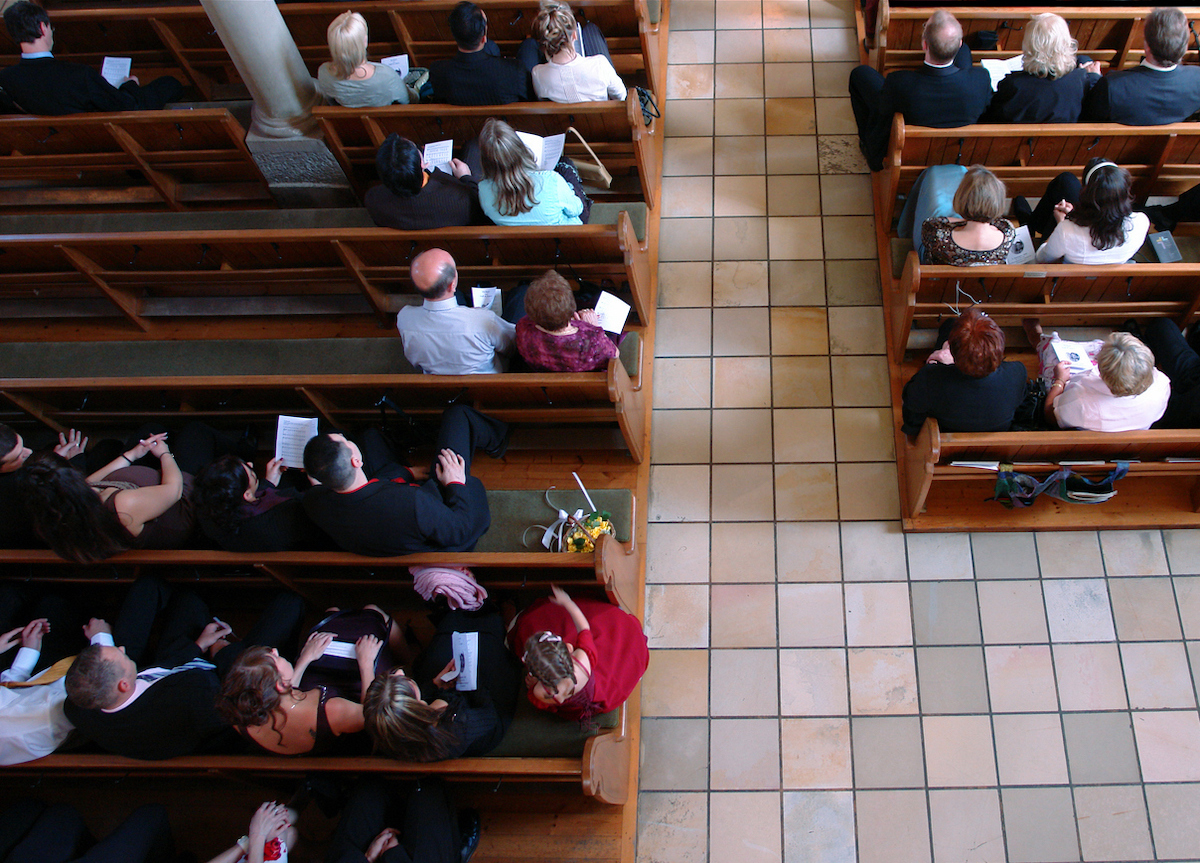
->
xmin=477 ymin=118 xmax=587 ymax=226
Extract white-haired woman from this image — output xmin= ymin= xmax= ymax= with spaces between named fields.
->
xmin=985 ymin=12 xmax=1101 ymax=123
xmin=316 ymin=10 xmax=409 ymax=107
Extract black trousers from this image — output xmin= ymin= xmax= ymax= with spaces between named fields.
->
xmin=326 ymin=778 xmax=460 ymax=863
xmin=0 ymin=800 xmax=173 ymax=863
xmin=129 ymin=76 xmax=184 ymax=111
xmin=1029 ymin=172 xmax=1082 ymax=239
xmin=358 ymin=405 xmax=508 ymax=481
xmin=1141 ymin=318 xmax=1200 ymax=428
xmin=0 ymin=585 xmax=78 ymax=675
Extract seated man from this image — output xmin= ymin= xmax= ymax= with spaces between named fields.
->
xmin=848 ymin=10 xmax=990 ymax=171
xmin=428 ymin=1 xmax=532 ymax=105
xmin=302 ymin=405 xmax=507 ymax=557
xmin=1084 ymin=7 xmax=1200 ymax=124
xmin=365 ymin=133 xmax=490 ymax=230
xmin=0 ymin=2 xmax=184 ymax=115
xmin=326 ymin=778 xmax=478 ymax=863
xmin=63 ymin=577 xmax=304 ymax=760
xmin=0 ymin=423 xmax=86 ymax=548
xmin=396 ymin=248 xmax=523 ymax=374
xmin=1139 ymin=319 xmax=1200 ymax=428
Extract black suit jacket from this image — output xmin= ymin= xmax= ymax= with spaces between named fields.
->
xmin=985 ymin=67 xmax=1100 ymax=123
xmin=428 ymin=49 xmax=531 ymax=106
xmin=0 ymin=56 xmax=144 ymax=115
xmin=1083 ymin=64 xmax=1200 ymax=124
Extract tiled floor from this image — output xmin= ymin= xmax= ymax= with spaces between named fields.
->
xmin=638 ymin=2 xmax=1200 ymax=862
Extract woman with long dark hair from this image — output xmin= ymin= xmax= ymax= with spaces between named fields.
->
xmin=193 ymin=455 xmax=316 ymax=552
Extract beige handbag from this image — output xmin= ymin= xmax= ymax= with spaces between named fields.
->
xmin=567 ymin=126 xmax=612 ymax=189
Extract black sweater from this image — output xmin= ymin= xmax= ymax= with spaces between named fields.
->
xmin=901 ymin=361 xmax=1028 ymax=437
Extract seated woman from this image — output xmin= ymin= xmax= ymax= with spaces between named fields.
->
xmin=901 ymin=309 xmax=1028 ymax=437
xmin=984 ymin=13 xmax=1101 ymax=123
xmin=364 ymin=133 xmax=490 ymax=230
xmin=193 ymin=455 xmax=323 ymax=552
xmin=477 ymin=118 xmax=589 ymax=226
xmin=363 ymin=607 xmax=520 ymax=762
xmin=20 ymin=433 xmax=192 ymax=563
xmin=1027 ymin=321 xmax=1170 ymax=431
xmin=216 ymin=607 xmax=397 ymax=756
xmin=516 ymin=269 xmax=618 ymax=372
xmin=509 ymin=586 xmax=648 ymax=723
xmin=1022 ymin=158 xmax=1150 ymax=264
xmin=316 ymin=10 xmax=409 ymax=108
xmin=899 ymin=164 xmax=1015 ymax=265
xmin=530 ymin=0 xmax=624 ymax=103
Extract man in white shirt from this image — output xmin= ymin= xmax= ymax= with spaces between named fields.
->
xmin=396 ymin=248 xmax=524 ymax=374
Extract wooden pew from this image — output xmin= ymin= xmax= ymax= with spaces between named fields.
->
xmin=872 ymin=3 xmax=1200 ymax=75
xmin=0 ymin=108 xmax=273 ymax=212
xmin=313 ymin=89 xmax=659 ymax=208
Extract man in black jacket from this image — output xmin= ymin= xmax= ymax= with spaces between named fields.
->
xmin=427 ymin=1 xmax=531 ymax=106
xmin=1083 ymin=6 xmax=1200 ymax=124
xmin=849 ymin=10 xmax=991 ymax=171
xmin=0 ymin=2 xmax=182 ymax=115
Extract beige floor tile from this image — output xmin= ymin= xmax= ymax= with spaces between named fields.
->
xmin=1099 ymin=529 xmax=1169 ymax=576
xmin=646 ymin=522 xmax=710 ymax=584
xmin=855 ymin=790 xmax=932 ymax=863
xmin=771 ymin=356 xmax=832 ymax=407
xmin=972 ymin=531 xmax=1041 ymax=579
xmin=784 ymin=791 xmax=856 ymax=863
xmin=712 ymin=649 xmax=779 ymax=715
xmin=808 ymin=0 xmax=855 ymax=28
xmin=670 ymin=0 xmax=716 ymax=31
xmin=779 ymin=582 xmax=845 ymax=646
xmin=663 ymin=136 xmax=714 ymax=176
xmin=655 ymin=307 xmax=712 ymax=357
xmin=828 ymin=305 xmax=885 ymax=355
xmin=923 ymin=715 xmax=997 ymax=787
xmin=1043 ymin=579 xmax=1116 ymax=642
xmin=1145 ymin=784 xmax=1200 ymax=859
xmin=1062 ymin=712 xmax=1141 ymax=784
xmin=1036 ymin=530 xmax=1105 ymax=578
xmin=837 ymin=462 xmax=901 ymax=520
xmin=714 ymin=98 xmax=766 ymax=136
xmin=714 ymin=216 xmax=770 ymax=259
xmin=710 ymin=792 xmax=783 ymax=863
xmin=978 ymin=581 xmax=1049 ymax=643
xmin=716 ymin=63 xmax=765 ymax=99
xmin=651 ymin=409 xmax=711 ymax=464
xmin=780 ymin=647 xmax=848 ymax=715
xmin=770 ymin=306 xmax=829 ymax=354
xmin=714 ymin=356 xmax=773 ymax=407
xmin=844 ymin=582 xmax=911 ymax=646
xmin=712 ymin=408 xmax=774 ymax=463
xmin=649 ymin=464 xmax=711 ymax=522
xmin=782 ymin=718 xmax=852 ymax=788
xmin=765 ymin=98 xmax=817 ymax=135
xmin=1164 ymin=528 xmax=1200 ymax=573
xmin=768 ymin=215 xmax=825 ymax=258
xmin=770 ymin=260 xmax=826 ymax=305
xmin=811 ymin=60 xmax=856 ymax=97
xmin=906 ymin=532 xmax=973 ymax=580
xmin=766 ymin=175 xmax=821 ymax=217
xmin=712 ymin=521 xmax=777 ymax=581
xmin=1001 ymin=787 xmax=1080 ymax=863
xmin=833 ymin=407 xmax=894 ymax=461
xmin=1109 ymin=577 xmax=1182 ymax=640
xmin=715 ymin=28 xmax=764 ymax=63
xmin=640 ymin=717 xmax=710 ymax=789
xmin=823 ymin=259 xmax=879 ymax=306
xmin=810 ymin=26 xmax=858 ymax=61
xmin=1122 ymin=642 xmax=1196 ymax=709
xmin=764 ymin=63 xmax=814 ymax=98
xmin=712 ymin=582 xmax=777 ymax=646
xmin=642 ymin=649 xmax=710 ymax=717
xmin=994 ymin=713 xmax=1069 ymax=785
xmin=815 ymin=96 xmax=857 ymax=136
xmin=774 ymin=408 xmax=835 ymax=462
xmin=668 ymin=29 xmax=716 ymax=65
xmin=822 ymin=215 xmax=876 ymax=259
xmin=714 ymin=306 xmax=770 ymax=355
xmin=659 ymin=217 xmax=714 ymax=261
xmin=763 ymin=0 xmax=812 ymax=29
xmin=764 ymin=29 xmax=812 ymax=62
xmin=1074 ymin=785 xmax=1154 ymax=863
xmin=645 ymin=584 xmax=710 ymax=648
xmin=917 ymin=647 xmax=989 ymax=714
xmin=776 ymin=462 xmax=839 ymax=519
xmin=667 ymin=64 xmax=715 ymax=100
xmin=848 ymin=646 xmax=917 ymax=714
xmin=712 ymin=463 xmax=776 ymax=521
xmin=714 ymin=260 xmax=770 ymax=306
xmin=661 ymin=175 xmax=714 ymax=217
xmin=818 ymin=134 xmax=868 ymax=174
xmin=777 ymin=521 xmax=842 ymax=582
xmin=928 ymin=790 xmax=1004 ymax=863
xmin=652 ymin=357 xmax=712 ymax=409
xmin=911 ymin=582 xmax=981 ymax=645
xmin=714 ymin=136 xmax=767 ymax=175
xmin=665 ymin=99 xmax=716 ymax=137
xmin=819 ymin=173 xmax=872 ymax=216
xmin=1176 ymin=576 xmax=1200 ymax=638
xmin=659 ymin=261 xmax=714 ymax=308
xmin=711 ymin=718 xmax=781 ymax=789
xmin=985 ymin=645 xmax=1058 ymax=712
xmin=716 ymin=0 xmax=764 ymax=29
xmin=637 ymin=792 xmax=708 ymax=863
xmin=841 ymin=521 xmax=908 ymax=580
xmin=830 ymin=355 xmax=890 ymax=406
xmin=852 ymin=716 xmax=925 ymax=788
xmin=767 ymin=134 xmax=819 ymax=174
xmin=1053 ymin=643 xmax=1128 ymax=710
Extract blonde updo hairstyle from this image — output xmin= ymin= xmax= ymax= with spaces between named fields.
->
xmin=533 ymin=0 xmax=578 ymax=57
xmin=1022 ymin=13 xmax=1078 ymax=79
xmin=327 ymin=10 xmax=369 ymax=79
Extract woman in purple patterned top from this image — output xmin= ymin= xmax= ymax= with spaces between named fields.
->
xmin=515 ymin=270 xmax=618 ymax=372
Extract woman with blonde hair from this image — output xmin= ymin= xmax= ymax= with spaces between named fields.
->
xmin=985 ymin=12 xmax=1101 ymax=123
xmin=530 ymin=0 xmax=624 ymax=102
xmin=477 ymin=117 xmax=589 ymax=225
xmin=898 ymin=163 xmax=1015 ymax=265
xmin=316 ymin=10 xmax=409 ymax=107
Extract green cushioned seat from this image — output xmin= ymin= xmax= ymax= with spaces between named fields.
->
xmin=589 ymin=202 xmax=647 ymax=241
xmin=646 ymin=0 xmax=660 ymax=24
xmin=477 ymin=488 xmax=632 ymax=552
xmin=618 ymin=331 xmax=641 ymax=378
xmin=488 ymin=696 xmax=618 ymax=757
xmin=891 ymin=237 xmax=914 ymax=278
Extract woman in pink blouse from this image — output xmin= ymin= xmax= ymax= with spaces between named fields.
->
xmin=515 ymin=270 xmax=618 ymax=372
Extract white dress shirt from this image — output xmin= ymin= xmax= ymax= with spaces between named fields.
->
xmin=396 ymin=296 xmax=516 ymax=374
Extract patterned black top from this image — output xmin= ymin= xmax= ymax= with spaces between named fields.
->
xmin=921 ymin=217 xmax=1015 ymax=266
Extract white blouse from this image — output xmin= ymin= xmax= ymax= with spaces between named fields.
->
xmin=532 ymin=54 xmax=625 ymax=102
xmin=1034 ymin=212 xmax=1150 ymax=264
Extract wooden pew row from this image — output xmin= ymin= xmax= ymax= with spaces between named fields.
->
xmin=9 ymin=0 xmax=663 ymax=103
xmin=872 ymin=2 xmax=1200 ymax=75
xmin=313 ymin=89 xmax=658 ymax=209
xmin=0 ymin=108 xmax=273 ymax=212
xmin=0 ymin=212 xmax=652 ymax=339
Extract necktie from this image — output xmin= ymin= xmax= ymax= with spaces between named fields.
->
xmin=136 ymin=657 xmax=216 ymax=684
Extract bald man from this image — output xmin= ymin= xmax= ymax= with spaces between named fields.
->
xmin=396 ymin=248 xmax=523 ymax=374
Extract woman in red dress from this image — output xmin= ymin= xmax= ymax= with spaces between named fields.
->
xmin=509 ymin=586 xmax=648 ymax=721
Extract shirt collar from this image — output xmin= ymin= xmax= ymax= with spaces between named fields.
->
xmin=924 ymin=58 xmax=955 ymax=69
xmin=423 ymin=296 xmax=459 ymax=310
xmin=1142 ymin=58 xmax=1177 ymax=71
xmin=21 ymin=51 xmax=52 ymax=59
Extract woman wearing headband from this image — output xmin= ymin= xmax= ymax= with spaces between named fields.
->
xmin=1021 ymin=157 xmax=1150 ymax=264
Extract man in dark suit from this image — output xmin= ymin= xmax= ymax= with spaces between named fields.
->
xmin=849 ymin=10 xmax=991 ymax=171
xmin=0 ymin=2 xmax=183 ymax=115
xmin=1083 ymin=6 xmax=1200 ymax=124
xmin=428 ymin=1 xmax=531 ymax=106
xmin=63 ymin=577 xmax=304 ymax=760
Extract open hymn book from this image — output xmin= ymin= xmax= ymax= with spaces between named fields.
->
xmin=275 ymin=415 xmax=319 ymax=469
xmin=516 ymin=131 xmax=566 ymax=171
